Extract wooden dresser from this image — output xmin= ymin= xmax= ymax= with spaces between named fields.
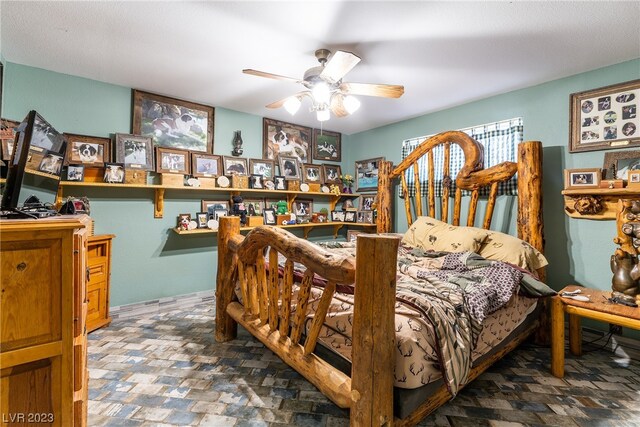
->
xmin=87 ymin=235 xmax=114 ymax=333
xmin=0 ymin=215 xmax=90 ymax=426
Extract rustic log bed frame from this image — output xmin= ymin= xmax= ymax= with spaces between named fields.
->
xmin=215 ymin=131 xmax=544 ymax=426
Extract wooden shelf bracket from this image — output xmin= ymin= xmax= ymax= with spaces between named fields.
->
xmin=154 ymin=189 xmax=165 ymax=218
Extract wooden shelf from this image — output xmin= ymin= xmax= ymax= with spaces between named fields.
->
xmin=57 ymin=181 xmax=363 ymax=219
xmin=173 ymin=222 xmax=376 ymax=239
xmin=562 ymin=187 xmax=640 ymax=220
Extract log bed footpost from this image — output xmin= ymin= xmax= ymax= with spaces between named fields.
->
xmin=215 ymin=216 xmax=241 ymax=342
xmin=377 ymin=160 xmax=394 ymax=233
xmin=351 ymin=234 xmax=400 ymax=426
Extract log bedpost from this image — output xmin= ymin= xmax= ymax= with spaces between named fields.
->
xmin=517 ymin=141 xmax=544 ymax=270
xmin=377 ymin=160 xmax=394 ymax=233
xmin=350 ymin=234 xmax=400 ymax=427
xmin=215 ymin=216 xmax=240 ymax=342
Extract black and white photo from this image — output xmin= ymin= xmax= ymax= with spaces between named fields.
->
xmin=104 ymin=163 xmax=125 ymax=183
xmin=37 ymin=152 xmax=63 ymax=175
xmin=263 ymin=208 xmax=276 ymax=225
xmin=274 ymin=176 xmax=286 ymax=190
xmin=115 ymin=133 xmax=154 ymax=171
xmin=156 ymin=147 xmax=190 ymax=174
xmin=250 ymin=174 xmax=264 ymax=189
xmin=66 ymin=164 xmax=85 ymax=181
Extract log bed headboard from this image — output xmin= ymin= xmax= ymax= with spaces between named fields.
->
xmin=375 ymin=131 xmax=544 ymax=255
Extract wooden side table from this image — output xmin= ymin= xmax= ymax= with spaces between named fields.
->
xmin=86 ymin=234 xmax=115 ymax=332
xmin=551 ymin=285 xmax=640 ymax=378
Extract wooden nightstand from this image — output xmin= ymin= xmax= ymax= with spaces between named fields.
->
xmin=550 ymin=285 xmax=640 ymax=378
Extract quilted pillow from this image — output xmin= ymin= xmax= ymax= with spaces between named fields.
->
xmin=478 ymin=231 xmax=548 ymax=272
xmin=402 ymin=216 xmax=490 ymax=253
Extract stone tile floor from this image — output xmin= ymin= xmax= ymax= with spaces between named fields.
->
xmin=87 ymin=303 xmax=640 ymax=426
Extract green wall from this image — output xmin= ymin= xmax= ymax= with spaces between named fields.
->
xmin=346 ymin=59 xmax=640 ymax=296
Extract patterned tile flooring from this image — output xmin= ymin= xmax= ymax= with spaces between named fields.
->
xmin=87 ymin=302 xmax=640 ymax=426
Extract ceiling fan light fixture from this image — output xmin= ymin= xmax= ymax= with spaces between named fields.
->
xmin=283 ymin=96 xmax=302 ymax=115
xmin=311 ymin=82 xmax=331 ymax=106
xmin=316 ymin=109 xmax=330 ymax=122
xmin=344 ymin=95 xmax=361 ymax=115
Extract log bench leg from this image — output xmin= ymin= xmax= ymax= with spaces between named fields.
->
xmin=216 ymin=217 xmax=240 ymax=342
xmin=569 ymin=314 xmax=582 ymax=356
xmin=550 ymin=296 xmax=565 ymax=378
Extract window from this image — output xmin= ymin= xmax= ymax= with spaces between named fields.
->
xmin=401 ymin=117 xmax=523 ymax=197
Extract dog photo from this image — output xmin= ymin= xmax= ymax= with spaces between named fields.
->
xmin=156 ymin=147 xmax=190 ymax=174
xmin=191 ymin=153 xmax=221 ymax=177
xmin=104 ymin=163 xmax=125 ymax=183
xmin=263 ymin=118 xmax=311 ymax=163
xmin=313 ymin=129 xmax=341 ymax=161
xmin=359 ymin=194 xmax=376 ymax=211
xmin=250 ymin=174 xmax=264 ymax=189
xmin=223 ymin=156 xmax=248 ymax=176
xmin=202 ymin=200 xmax=229 ymax=220
xmin=322 ymin=164 xmax=342 ymax=185
xmin=279 ymin=156 xmax=301 ymax=180
xmin=38 ymin=152 xmax=63 ymax=175
xmin=249 ymin=159 xmax=275 ymax=179
xmin=115 ymin=133 xmax=154 ymax=170
xmin=301 ymin=164 xmax=322 ymax=183
xmin=293 ymin=200 xmax=312 ymax=217
xmin=64 ymin=133 xmax=110 ymax=166
xmin=274 ymin=176 xmax=286 ymax=190
xmin=66 ymin=164 xmax=85 ymax=182
xmin=244 ymin=199 xmax=264 ymax=216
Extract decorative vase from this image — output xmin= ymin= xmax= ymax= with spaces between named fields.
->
xmin=232 ymin=130 xmax=244 ymax=156
xmin=343 ymin=186 xmax=352 ymax=194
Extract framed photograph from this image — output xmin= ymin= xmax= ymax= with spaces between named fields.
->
xmin=196 ymin=212 xmax=209 ymax=228
xmin=331 ymin=210 xmax=345 ymax=222
xmin=223 ymin=156 xmax=248 ymax=176
xmin=177 ymin=213 xmax=191 ymax=228
xmin=244 ymin=199 xmax=265 ymax=216
xmin=63 ymin=133 xmax=110 ymax=166
xmin=355 ymin=157 xmax=385 ymax=192
xmin=344 ymin=211 xmax=357 ymax=223
xmin=263 ymin=208 xmax=277 ymax=225
xmin=191 ymin=153 xmax=221 ymax=177
xmin=629 ymin=171 xmax=640 ymax=188
xmin=569 ymin=79 xmax=640 ymax=153
xmin=322 ymin=164 xmax=342 ymax=185
xmin=1 ymin=118 xmax=19 ymax=161
xmin=156 ymin=147 xmax=191 ymax=174
xmin=249 ymin=158 xmax=275 ymax=179
xmin=313 ymin=128 xmax=341 ymax=161
xmin=293 ymin=199 xmax=313 ymax=217
xmin=250 ymin=174 xmax=264 ymax=189
xmin=263 ymin=118 xmax=311 ymax=163
xmin=358 ymin=194 xmax=377 ymax=211
xmin=132 ymin=89 xmax=214 ymax=153
xmin=603 ymin=150 xmax=640 ymax=180
xmin=202 ymin=200 xmax=230 ymax=219
xmin=301 ymin=164 xmax=323 ymax=183
xmin=278 ymin=156 xmax=301 ymax=180
xmin=357 ymin=210 xmax=375 ymax=224
xmin=214 ymin=209 xmax=228 ymax=221
xmin=104 ymin=163 xmax=125 ymax=183
xmin=274 ymin=176 xmax=287 ymax=190
xmin=37 ymin=151 xmax=64 ymax=176
xmin=347 ymin=230 xmax=363 ymax=242
xmin=66 ymin=164 xmax=85 ymax=182
xmin=564 ymin=168 xmax=601 ymax=190
xmin=114 ymin=133 xmax=154 ymax=171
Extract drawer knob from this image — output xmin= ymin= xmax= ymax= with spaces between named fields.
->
xmin=16 ymin=262 xmax=27 ymax=271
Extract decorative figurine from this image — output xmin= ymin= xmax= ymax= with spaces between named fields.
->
xmin=232 ymin=195 xmax=247 ymax=225
xmin=611 ymin=199 xmax=640 ymax=299
xmin=232 ymin=130 xmax=244 ymax=157
xmin=276 ymin=200 xmax=288 ymax=215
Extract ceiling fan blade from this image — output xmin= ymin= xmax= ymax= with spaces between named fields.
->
xmin=266 ymin=91 xmax=309 ymax=109
xmin=330 ymin=94 xmax=349 ymax=118
xmin=320 ymin=51 xmax=361 ymax=83
xmin=243 ymin=69 xmax=301 ymax=84
xmin=340 ymin=82 xmax=404 ymax=98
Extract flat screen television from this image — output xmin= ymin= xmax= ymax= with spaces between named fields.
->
xmin=1 ymin=110 xmax=67 ymax=215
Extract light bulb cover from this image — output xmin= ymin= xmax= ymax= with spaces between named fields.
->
xmin=316 ymin=109 xmax=330 ymax=122
xmin=283 ymin=96 xmax=301 ymax=115
xmin=312 ymin=82 xmax=331 ymax=105
xmin=344 ymin=95 xmax=361 ymax=114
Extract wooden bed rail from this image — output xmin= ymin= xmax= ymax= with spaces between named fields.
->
xmin=215 ymin=216 xmax=401 ymax=424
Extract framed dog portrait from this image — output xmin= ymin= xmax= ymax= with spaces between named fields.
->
xmin=263 ymin=208 xmax=277 ymax=225
xmin=357 ymin=210 xmax=375 ymax=224
xmin=355 ymin=157 xmax=384 ymax=192
xmin=564 ymin=168 xmax=601 ymax=190
xmin=263 ymin=118 xmax=311 ymax=163
xmin=63 ymin=133 xmax=111 ymax=166
xmin=274 ymin=176 xmax=286 ymax=190
xmin=37 ymin=151 xmax=64 ymax=176
xmin=569 ymin=79 xmax=640 ymax=153
xmin=358 ymin=194 xmax=377 ymax=211
xmin=1 ymin=118 xmax=20 ymax=161
xmin=115 ymin=133 xmax=154 ymax=171
xmin=313 ymin=129 xmax=341 ymax=161
xmin=133 ymin=89 xmax=214 ymax=153
xmin=603 ymin=150 xmax=640 ymax=180
xmin=322 ymin=164 xmax=342 ymax=185
xmin=156 ymin=147 xmax=191 ymax=174
xmin=278 ymin=156 xmax=301 ymax=180
xmin=244 ymin=199 xmax=265 ymax=216
xmin=250 ymin=174 xmax=264 ymax=189
xmin=104 ymin=163 xmax=125 ymax=183
xmin=66 ymin=164 xmax=85 ymax=182
xmin=191 ymin=153 xmax=221 ymax=178
xmin=344 ymin=211 xmax=357 ymax=223
xmin=223 ymin=156 xmax=248 ymax=176
xmin=293 ymin=199 xmax=313 ymax=217
xmin=202 ymin=200 xmax=230 ymax=219
xmin=301 ymin=164 xmax=323 ymax=183
xmin=331 ymin=210 xmax=345 ymax=222
xmin=249 ymin=158 xmax=275 ymax=179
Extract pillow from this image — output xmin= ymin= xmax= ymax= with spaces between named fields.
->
xmin=402 ymin=216 xmax=490 ymax=253
xmin=478 ymin=231 xmax=548 ymax=272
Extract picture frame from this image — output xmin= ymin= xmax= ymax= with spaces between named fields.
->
xmin=104 ymin=163 xmax=125 ymax=183
xmin=177 ymin=213 xmax=191 ymax=228
xmin=322 ymin=164 xmax=342 ymax=185
xmin=156 ymin=147 xmax=191 ymax=174
xmin=66 ymin=164 xmax=85 ymax=182
xmin=347 ymin=230 xmax=363 ymax=242
xmin=249 ymin=158 xmax=275 ymax=179
xmin=569 ymin=79 xmax=640 ymax=153
xmin=214 ymin=209 xmax=228 ymax=221
xmin=331 ymin=210 xmax=345 ymax=222
xmin=263 ymin=118 xmax=311 ymax=163
xmin=114 ymin=133 xmax=154 ymax=171
xmin=358 ymin=194 xmax=377 ymax=211
xmin=202 ymin=200 xmax=230 ymax=219
xmin=274 ymin=176 xmax=287 ymax=190
xmin=196 ymin=212 xmax=209 ymax=228
xmin=344 ymin=211 xmax=357 ymax=223
xmin=278 ymin=156 xmax=301 ymax=180
xmin=603 ymin=150 xmax=640 ymax=180
xmin=63 ymin=133 xmax=111 ymax=166
xmin=191 ymin=153 xmax=221 ymax=178
xmin=301 ymin=164 xmax=323 ymax=183
xmin=292 ymin=199 xmax=313 ymax=217
xmin=357 ymin=210 xmax=375 ymax=224
xmin=222 ymin=156 xmax=248 ymax=176
xmin=564 ymin=168 xmax=601 ymax=190
xmin=37 ymin=151 xmax=64 ymax=176
xmin=313 ymin=128 xmax=341 ymax=161
xmin=244 ymin=199 xmax=265 ymax=216
xmin=1 ymin=118 xmax=19 ymax=161
xmin=628 ymin=171 xmax=640 ymax=188
xmin=355 ymin=157 xmax=385 ymax=192
xmin=250 ymin=174 xmax=264 ymax=189
xmin=132 ymin=89 xmax=214 ymax=153
xmin=263 ymin=208 xmax=277 ymax=225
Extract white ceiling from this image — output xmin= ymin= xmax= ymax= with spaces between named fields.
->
xmin=1 ymin=1 xmax=639 ymax=135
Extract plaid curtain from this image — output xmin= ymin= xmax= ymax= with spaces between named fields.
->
xmin=401 ymin=118 xmax=523 ymax=198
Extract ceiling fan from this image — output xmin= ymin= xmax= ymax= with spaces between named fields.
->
xmin=243 ymin=49 xmax=404 ymax=122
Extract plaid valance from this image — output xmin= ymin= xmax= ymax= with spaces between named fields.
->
xmin=401 ymin=118 xmax=523 ymax=198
